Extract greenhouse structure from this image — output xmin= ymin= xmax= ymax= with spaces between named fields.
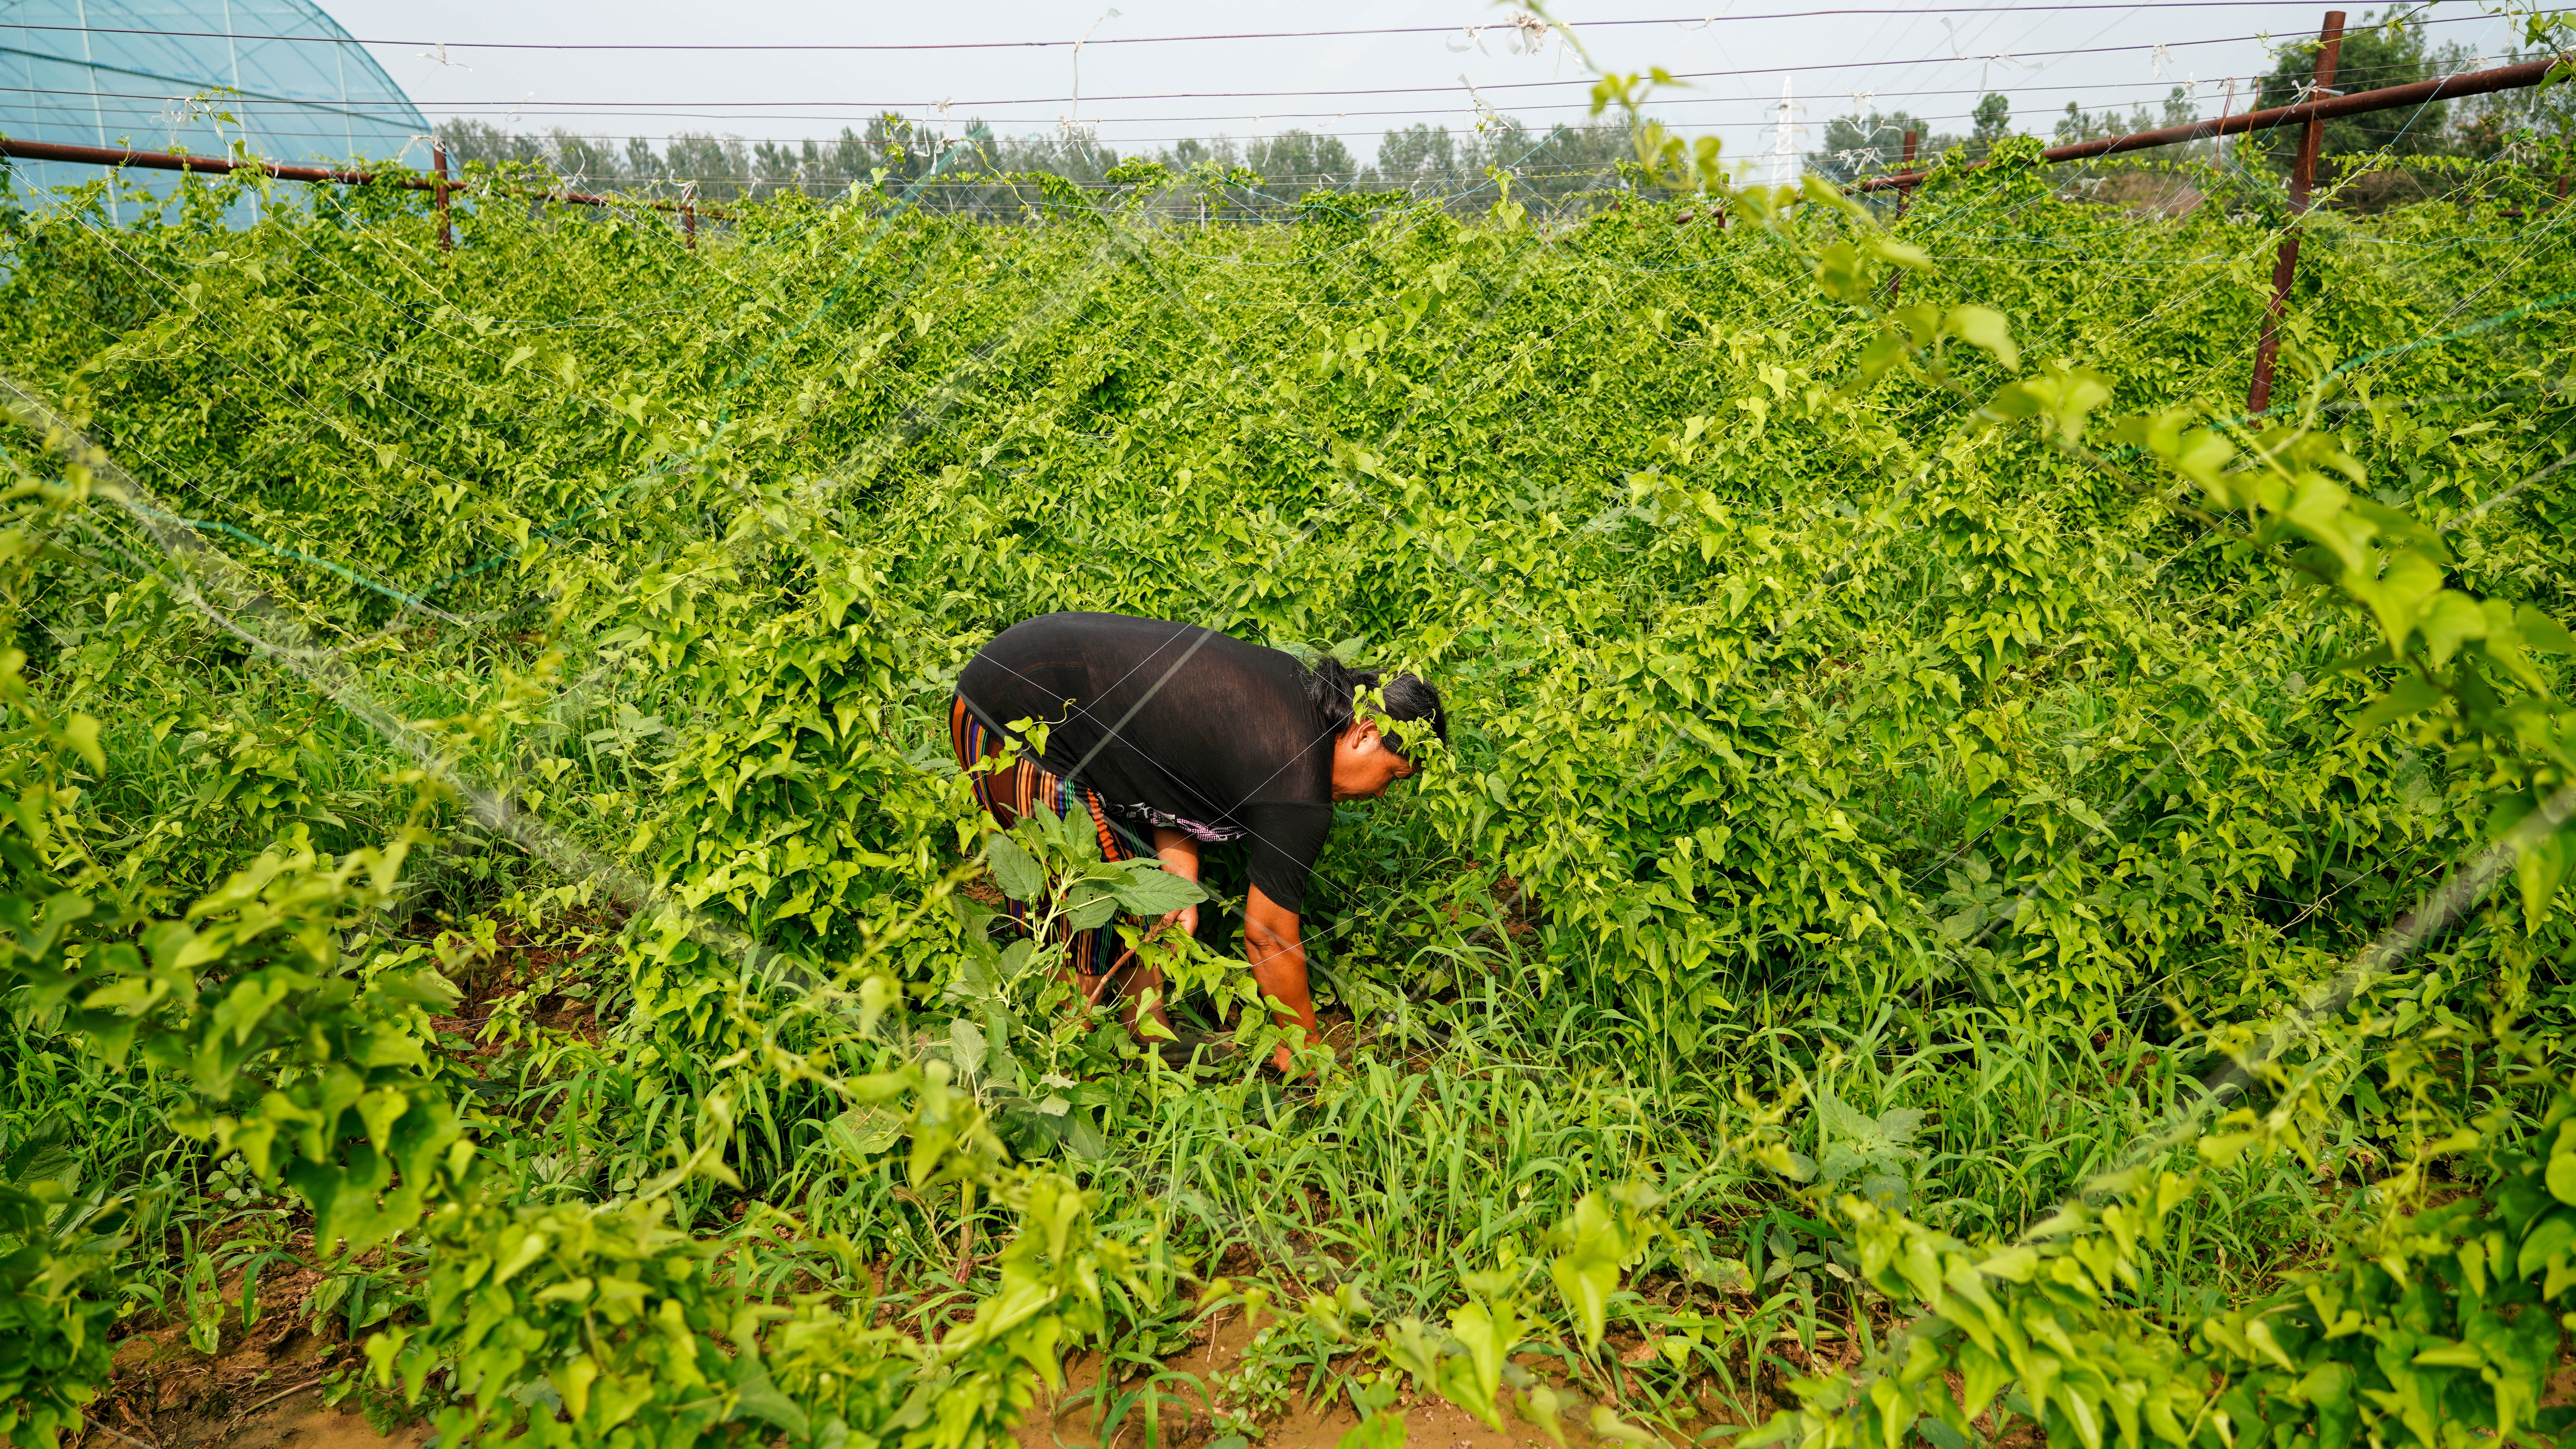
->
xmin=1 ymin=0 xmax=427 ymax=218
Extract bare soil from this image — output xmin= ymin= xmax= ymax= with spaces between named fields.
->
xmin=1010 ymin=1304 xmax=1694 ymax=1449
xmin=86 ymin=1299 xmax=1677 ymax=1449
xmin=80 ymin=1312 xmax=408 ymax=1449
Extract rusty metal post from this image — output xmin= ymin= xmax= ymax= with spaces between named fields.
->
xmin=2248 ymin=10 xmax=2345 ymax=419
xmin=683 ymin=202 xmax=696 ymax=249
xmin=1888 ymin=130 xmax=1921 ymax=302
xmin=431 ymin=142 xmax=452 ymax=252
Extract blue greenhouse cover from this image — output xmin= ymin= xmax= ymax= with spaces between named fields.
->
xmin=2 ymin=0 xmax=428 ymax=215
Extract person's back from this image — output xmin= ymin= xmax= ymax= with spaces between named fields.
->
xmin=952 ymin=611 xmax=1445 ymax=1070
xmin=957 ymin=611 xmax=1333 ymax=912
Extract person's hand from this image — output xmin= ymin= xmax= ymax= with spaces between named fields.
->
xmin=1154 ymin=904 xmax=1199 ymax=942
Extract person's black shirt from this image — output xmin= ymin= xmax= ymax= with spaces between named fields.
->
xmin=956 ymin=612 xmax=1334 ymax=914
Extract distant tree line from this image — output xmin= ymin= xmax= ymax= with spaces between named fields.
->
xmin=434 ymin=8 xmax=2567 ymax=222
xmin=432 ymin=109 xmax=1648 ymax=218
xmin=1817 ymin=9 xmax=2571 ymax=199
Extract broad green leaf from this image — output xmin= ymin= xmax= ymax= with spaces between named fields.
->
xmin=2475 ymin=599 xmax=2549 ymax=692
xmin=1064 ymin=882 xmax=1121 ymax=931
xmin=493 ymin=1230 xmax=550 ymax=1286
xmin=1981 ymin=379 xmax=2045 ymax=421
xmin=1814 ymin=239 xmax=1867 ymax=303
xmin=2171 ymin=431 xmax=2236 ymax=495
xmin=2347 ymin=674 xmax=2444 ymax=736
xmin=995 ymin=938 xmax=1034 ymax=982
xmin=726 ymin=1361 xmax=810 ymax=1438
xmin=2514 ymin=1208 xmax=2576 ymax=1277
xmin=1379 ymin=1318 xmax=1443 ymax=1380
xmin=62 ymin=714 xmax=103 ymax=773
xmin=1431 ymin=1351 xmax=1497 ymax=1429
xmin=2058 ymin=1386 xmax=2106 ymax=1449
xmin=2520 ymin=604 xmax=2576 ymax=655
xmin=823 ymin=1105 xmax=904 ymax=1157
xmin=1866 ymin=236 xmax=1930 ymax=270
xmin=1800 ymin=170 xmax=1869 ymax=219
xmin=985 ymin=833 xmax=1043 ymax=902
xmin=553 ymin=1356 xmax=600 ymax=1425
xmin=948 ymin=1018 xmax=989 ymax=1081
xmin=1335 ymin=1411 xmax=1407 ymax=1449
xmin=1589 ymin=1406 xmax=1659 ymax=1444
xmin=1445 ymin=1298 xmax=1513 ymax=1425
xmin=1110 ymin=863 xmax=1207 ymax=916
xmin=2241 ymin=1317 xmax=2298 ymax=1371
xmin=2355 ymin=550 xmax=2445 ymax=651
xmin=1944 ymin=306 xmax=2019 ymax=372
xmin=1065 ymin=806 xmax=1101 ymax=863
xmin=1957 ymin=1342 xmax=2011 ymax=1422
xmin=1978 ymin=1246 xmax=2039 ymax=1282
xmin=2283 ymin=479 xmax=2362 ymax=573
xmin=2550 ymin=1141 xmax=2576 ymax=1207
xmin=1547 ymin=1192 xmax=1634 ymax=1349
xmin=2418 ymin=591 xmax=2487 ymax=667
xmin=2516 ymin=831 xmax=2569 ymax=939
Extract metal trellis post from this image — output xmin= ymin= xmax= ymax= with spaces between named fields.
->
xmin=2247 ymin=9 xmax=2346 ymax=419
xmin=432 ymin=141 xmax=451 ymax=253
xmin=1889 ymin=130 xmax=1920 ymax=302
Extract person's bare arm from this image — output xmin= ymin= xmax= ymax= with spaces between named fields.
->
xmin=1244 ymin=885 xmax=1323 ymax=1072
xmin=1151 ymin=828 xmax=1201 ymax=941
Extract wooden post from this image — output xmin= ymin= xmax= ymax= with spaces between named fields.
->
xmin=432 ymin=141 xmax=451 ymax=252
xmin=2248 ymin=10 xmax=2345 ymax=419
xmin=1889 ymin=130 xmax=1920 ymax=302
xmin=683 ymin=202 xmax=697 ymax=250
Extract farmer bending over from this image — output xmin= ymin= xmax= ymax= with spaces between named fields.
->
xmin=949 ymin=611 xmax=1446 ymax=1068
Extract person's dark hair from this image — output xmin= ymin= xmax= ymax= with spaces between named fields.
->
xmin=1305 ymin=656 xmax=1448 ymax=759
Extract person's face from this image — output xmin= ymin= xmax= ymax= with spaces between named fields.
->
xmin=1331 ymin=721 xmax=1419 ymax=801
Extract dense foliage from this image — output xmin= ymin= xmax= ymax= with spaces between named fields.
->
xmin=1 ymin=67 xmax=2574 ymax=1447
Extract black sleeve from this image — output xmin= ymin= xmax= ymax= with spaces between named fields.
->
xmin=1241 ymin=802 xmax=1331 ymax=916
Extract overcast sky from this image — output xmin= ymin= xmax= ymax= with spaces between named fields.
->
xmin=328 ymin=0 xmax=2534 ymax=173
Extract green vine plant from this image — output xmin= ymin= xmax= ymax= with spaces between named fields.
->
xmin=1754 ymin=994 xmax=2576 ymax=1449
xmin=1187 ymin=1181 xmax=1676 ymax=1448
xmin=1536 ymin=5 xmax=2576 ymax=1445
xmin=2 ymin=3 xmax=2574 ymax=1444
xmin=1559 ymin=0 xmax=2576 ymax=924
xmin=943 ymin=731 xmax=1253 ymax=1155
xmin=0 ymin=466 xmax=471 ymax=1446
xmin=1189 ymin=1090 xmax=1811 ymax=1447
xmin=369 ymin=1053 xmax=1140 ymax=1448
xmin=0 ymin=433 xmax=1172 ymax=1449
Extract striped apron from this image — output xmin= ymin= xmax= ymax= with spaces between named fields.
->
xmin=949 ymin=694 xmax=1141 ymax=985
